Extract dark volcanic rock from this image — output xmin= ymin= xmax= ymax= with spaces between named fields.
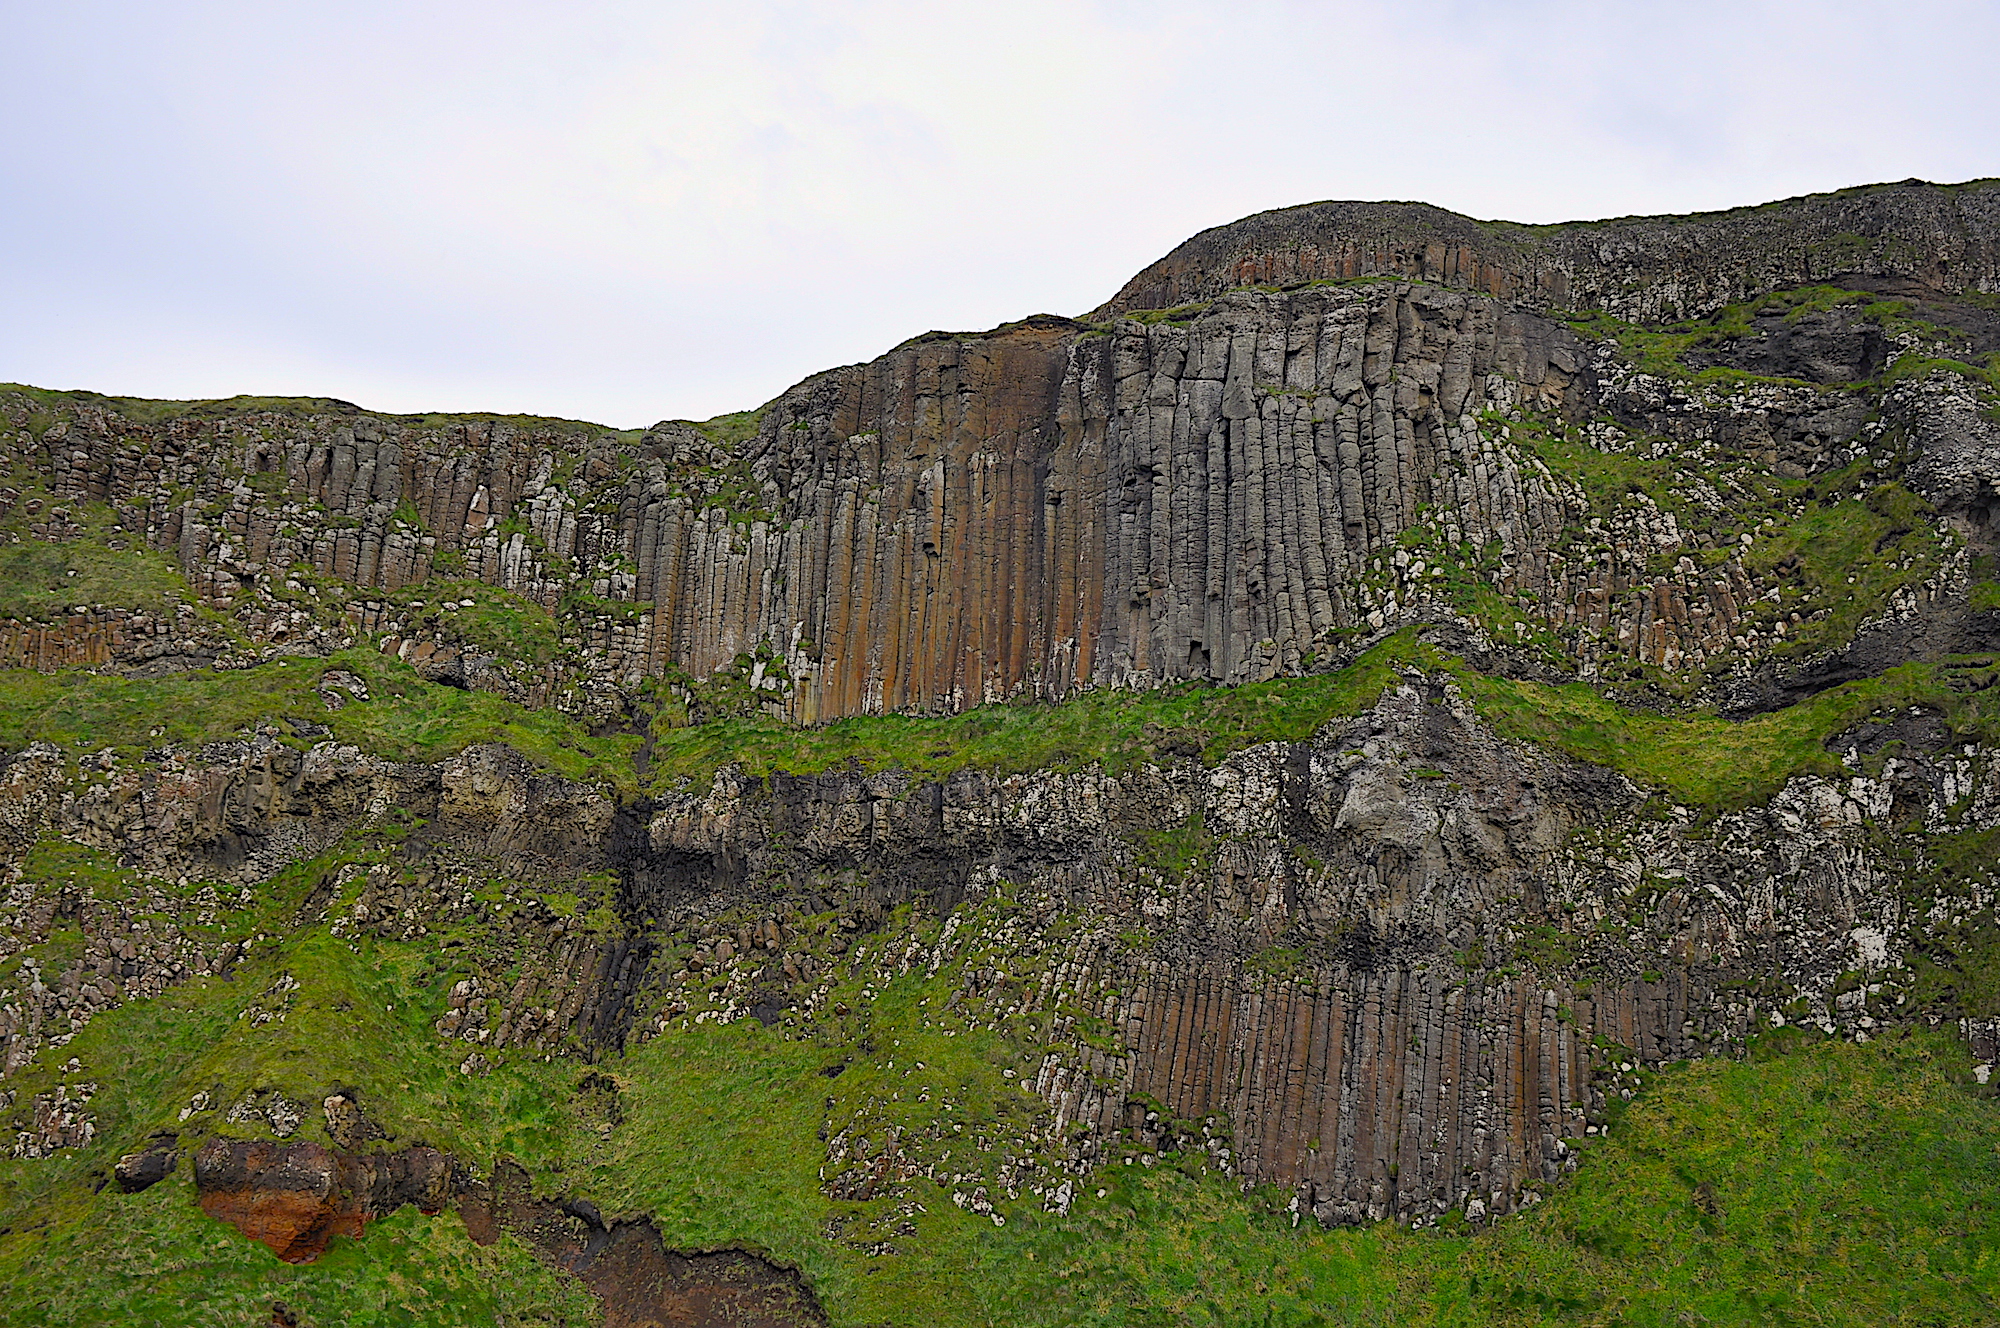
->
xmin=1682 ymin=308 xmax=1893 ymax=383
xmin=1090 ymin=178 xmax=2000 ymax=323
xmin=187 ymin=1138 xmax=828 ymax=1322
xmin=7 ymin=181 xmax=1997 ymax=722
xmin=112 ymin=1133 xmax=177 ymax=1193
xmin=4 ymin=177 xmax=1999 ymax=1246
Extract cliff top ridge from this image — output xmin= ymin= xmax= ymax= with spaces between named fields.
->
xmin=1092 ymin=176 xmax=2000 ymax=324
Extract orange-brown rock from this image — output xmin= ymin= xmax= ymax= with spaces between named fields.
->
xmin=192 ymin=1138 xmax=450 ymax=1263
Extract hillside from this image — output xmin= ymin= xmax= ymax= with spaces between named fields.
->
xmin=1 ymin=177 xmax=1998 ymax=1326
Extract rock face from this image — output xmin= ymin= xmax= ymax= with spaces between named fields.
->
xmin=0 ymin=739 xmax=649 ymax=1078
xmin=193 ymin=1138 xmax=451 ymax=1262
xmin=1092 ymin=178 xmax=2000 ymax=323
xmin=1 ymin=176 xmax=1998 ymax=1256
xmin=459 ymin=1163 xmax=829 ymax=1328
xmin=2 ymin=652 xmax=1983 ymax=1225
xmin=618 ymin=667 xmax=1984 ymax=1224
xmin=8 ymin=182 xmax=1995 ymax=724
xmin=112 ymin=1132 xmax=177 ymax=1192
xmin=190 ymin=1141 xmax=830 ymax=1323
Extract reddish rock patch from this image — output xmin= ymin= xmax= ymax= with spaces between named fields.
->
xmin=192 ymin=1138 xmax=450 ymax=1263
xmin=190 ymin=1142 xmax=826 ymax=1324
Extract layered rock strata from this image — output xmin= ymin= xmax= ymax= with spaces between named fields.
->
xmin=0 ymin=176 xmax=1997 ymax=1252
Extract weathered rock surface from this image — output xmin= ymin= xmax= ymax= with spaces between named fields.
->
xmin=7 ymin=180 xmax=1995 ymax=724
xmin=112 ymin=1131 xmax=177 ymax=1192
xmin=622 ymin=666 xmax=1990 ymax=1223
xmin=1 ymin=176 xmax=1997 ymax=1255
xmin=0 ymin=739 xmax=649 ymax=1078
xmin=0 ymin=302 xmax=1912 ymax=715
xmin=193 ymin=1137 xmax=451 ymax=1262
xmin=1092 ymin=178 xmax=2000 ymax=323
xmin=187 ymin=1139 xmax=829 ymax=1323
xmin=3 ymin=648 xmax=1986 ymax=1224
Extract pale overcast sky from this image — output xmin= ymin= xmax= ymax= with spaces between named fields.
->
xmin=5 ymin=1 xmax=1997 ymax=428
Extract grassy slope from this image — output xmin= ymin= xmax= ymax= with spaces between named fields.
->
xmin=5 ymin=627 xmax=1997 ymax=818
xmin=1 ymin=887 xmax=1994 ymax=1327
xmin=0 ymin=917 xmax=606 ymax=1325
xmin=1463 ymin=656 xmax=2000 ymax=808
xmin=1561 ymin=283 xmax=2000 ymax=393
xmin=0 ymin=648 xmax=640 ymax=791
xmin=0 ymin=382 xmax=634 ymax=437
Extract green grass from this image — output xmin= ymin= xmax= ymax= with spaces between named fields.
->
xmin=1120 ymin=301 xmax=1214 ymax=326
xmin=4 ymin=802 xmax=1986 ymax=1325
xmin=1504 ymin=414 xmax=1681 ymax=520
xmin=0 ymin=941 xmax=600 ymax=1323
xmin=5 ymin=624 xmax=1993 ymax=816
xmin=1 ymin=382 xmax=631 ymax=438
xmin=2 ymin=840 xmax=1997 ymax=1327
xmin=1493 ymin=407 xmax=1947 ymax=671
xmin=1561 ymin=284 xmax=2000 ymax=390
xmin=933 ymin=1029 xmax=2000 ymax=1327
xmin=0 ymin=533 xmax=185 ymax=623
xmin=0 ymin=480 xmax=187 ymax=623
xmin=0 ymin=648 xmax=639 ymax=790
xmin=1458 ymin=656 xmax=2000 ymax=809
xmin=1742 ymin=479 xmax=1946 ymax=658
xmin=11 ymin=1187 xmax=590 ymax=1328
xmin=379 ymin=579 xmax=572 ymax=669
xmin=1882 ymin=353 xmax=2000 ymax=394
xmin=0 ymin=628 xmax=1411 ymax=794
xmin=687 ymin=405 xmax=769 ymax=447
xmin=1971 ymin=554 xmax=2000 ymax=612
xmin=645 ymin=631 xmax=1418 ymax=786
xmin=594 ymin=1017 xmax=2000 ymax=1327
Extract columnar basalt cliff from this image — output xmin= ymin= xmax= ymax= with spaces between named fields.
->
xmin=9 ymin=183 xmax=1996 ymax=726
xmin=2 ymin=177 xmax=1999 ymax=1325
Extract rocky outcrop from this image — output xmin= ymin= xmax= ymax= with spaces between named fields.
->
xmin=112 ymin=1132 xmax=177 ymax=1192
xmin=8 ymin=181 xmax=1995 ymax=724
xmin=3 ymin=623 xmax=1992 ymax=1223
xmin=624 ymin=664 xmax=1985 ymax=1223
xmin=1092 ymin=178 xmax=2000 ymax=323
xmin=0 ymin=740 xmax=644 ymax=1077
xmin=193 ymin=1137 xmax=451 ymax=1262
xmin=192 ymin=1135 xmax=830 ymax=1323
xmin=2 ymin=178 xmax=1998 ymax=1252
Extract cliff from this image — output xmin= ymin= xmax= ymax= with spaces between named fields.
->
xmin=1 ymin=178 xmax=1998 ymax=1326
xmin=9 ymin=182 xmax=1995 ymax=729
